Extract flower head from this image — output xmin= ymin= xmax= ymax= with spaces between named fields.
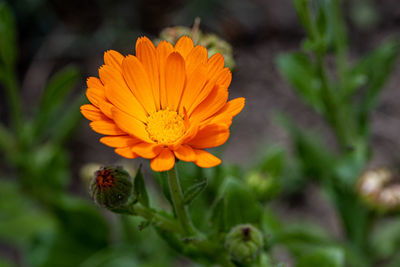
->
xmin=81 ymin=36 xmax=244 ymax=171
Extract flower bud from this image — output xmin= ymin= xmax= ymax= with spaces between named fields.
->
xmin=357 ymin=167 xmax=400 ymax=212
xmin=89 ymin=166 xmax=133 ymax=210
xmin=225 ymin=224 xmax=264 ymax=264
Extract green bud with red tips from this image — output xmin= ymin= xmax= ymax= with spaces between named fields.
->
xmin=89 ymin=166 xmax=133 ymax=210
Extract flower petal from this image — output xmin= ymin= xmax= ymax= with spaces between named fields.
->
xmin=115 ymin=147 xmax=138 ymax=159
xmin=190 ymin=85 xmax=229 ymax=123
xmin=100 ymin=135 xmax=141 ymax=148
xmin=150 ymin=148 xmax=175 ymax=172
xmin=104 ymin=50 xmax=124 ymax=71
xmin=156 ymin=41 xmax=174 ymax=109
xmin=179 ymin=63 xmax=208 ymax=114
xmin=165 ymin=52 xmax=186 ymax=111
xmin=193 ymin=149 xmax=221 ymax=168
xmin=90 ymin=120 xmax=125 ymax=135
xmin=207 ymin=53 xmax=225 ymax=75
xmin=104 ymin=82 xmax=147 ymax=122
xmin=174 ymin=36 xmax=194 ymax=58
xmin=122 ymin=55 xmax=157 ymax=113
xmin=136 ymin=37 xmax=160 ymax=110
xmin=204 ymin=97 xmax=245 ymax=126
xmin=188 ymin=124 xmax=230 ymax=149
xmin=87 ymin=77 xmax=103 ymax=90
xmin=132 ymin=142 xmax=163 ymax=159
xmin=185 ymin=45 xmax=208 ymax=76
xmin=173 ymin=144 xmax=196 ymax=162
xmin=80 ymin=104 xmax=108 ymax=121
xmin=111 ymin=107 xmax=152 ymax=143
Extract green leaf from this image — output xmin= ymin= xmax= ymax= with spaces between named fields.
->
xmin=370 ymin=218 xmax=400 ymax=260
xmin=183 ymin=177 xmax=208 ymax=205
xmin=0 ymin=2 xmax=16 ymax=68
xmin=34 ymin=66 xmax=80 ymax=139
xmin=278 ymin=114 xmax=336 ymax=180
xmin=277 ymin=53 xmax=323 ymax=113
xmin=296 ymin=247 xmax=345 ymax=267
xmin=209 ymin=196 xmax=227 ymax=233
xmin=47 ymin=94 xmax=85 ymax=145
xmin=353 ymin=39 xmax=399 ymax=115
xmin=133 ymin=166 xmax=149 ymax=207
xmin=219 ymin=177 xmax=262 ymax=230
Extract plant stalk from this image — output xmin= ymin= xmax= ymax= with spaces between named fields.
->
xmin=167 ymin=165 xmax=197 ymax=236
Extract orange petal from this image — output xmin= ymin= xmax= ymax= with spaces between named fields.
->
xmin=111 ymin=107 xmax=152 ymax=143
xmin=132 ymin=142 xmax=163 ymax=159
xmin=193 ymin=149 xmax=221 ymax=168
xmin=185 ymin=45 xmax=208 ymax=76
xmin=98 ymin=100 xmax=114 ymax=118
xmin=80 ymin=104 xmax=108 ymax=121
xmin=98 ymin=64 xmax=128 ymax=90
xmin=188 ymin=124 xmax=229 ymax=149
xmin=115 ymin=147 xmax=138 ymax=159
xmin=86 ymin=87 xmax=105 ymax=107
xmin=136 ymin=37 xmax=160 ymax=110
xmin=104 ymin=50 xmax=124 ymax=71
xmin=215 ymin=67 xmax=232 ymax=88
xmin=174 ymin=36 xmax=194 ymax=58
xmin=207 ymin=53 xmax=225 ymax=76
xmin=156 ymin=41 xmax=174 ymax=109
xmin=187 ymin=82 xmax=217 ymax=116
xmin=165 ymin=52 xmax=186 ymax=111
xmin=173 ymin=144 xmax=196 ymax=162
xmin=122 ymin=55 xmax=157 ymax=113
xmin=179 ymin=63 xmax=208 ymax=114
xmin=86 ymin=77 xmax=103 ymax=89
xmin=204 ymin=97 xmax=245 ymax=126
xmin=190 ymin=85 xmax=229 ymax=123
xmin=90 ymin=120 xmax=125 ymax=135
xmin=104 ymin=82 xmax=147 ymax=122
xmin=150 ymin=148 xmax=175 ymax=172
xmin=100 ymin=135 xmax=141 ymax=148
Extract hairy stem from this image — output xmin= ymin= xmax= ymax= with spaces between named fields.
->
xmin=167 ymin=165 xmax=197 ymax=236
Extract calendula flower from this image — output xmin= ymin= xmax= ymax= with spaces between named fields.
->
xmin=81 ymin=36 xmax=244 ymax=172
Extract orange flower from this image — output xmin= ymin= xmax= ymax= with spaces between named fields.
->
xmin=81 ymin=36 xmax=245 ymax=172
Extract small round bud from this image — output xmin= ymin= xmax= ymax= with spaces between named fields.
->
xmin=357 ymin=167 xmax=400 ymax=212
xmin=225 ymin=224 xmax=264 ymax=264
xmin=89 ymin=166 xmax=133 ymax=210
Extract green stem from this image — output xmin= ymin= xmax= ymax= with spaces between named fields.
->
xmin=130 ymin=203 xmax=184 ymax=234
xmin=167 ymin=165 xmax=196 ymax=236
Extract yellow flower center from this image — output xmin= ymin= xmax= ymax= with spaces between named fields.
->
xmin=146 ymin=109 xmax=185 ymax=144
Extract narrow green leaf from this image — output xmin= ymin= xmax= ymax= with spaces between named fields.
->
xmin=209 ymin=196 xmax=227 ymax=233
xmin=277 ymin=52 xmax=323 ymax=113
xmin=133 ymin=166 xmax=149 ymax=207
xmin=353 ymin=39 xmax=399 ymax=113
xmin=183 ymin=178 xmax=208 ymax=205
xmin=40 ymin=65 xmax=79 ymax=112
xmin=34 ymin=65 xmax=79 ymax=139
xmin=47 ymin=94 xmax=85 ymax=145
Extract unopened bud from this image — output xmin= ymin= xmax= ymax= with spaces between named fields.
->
xmin=225 ymin=224 xmax=264 ymax=264
xmin=357 ymin=167 xmax=400 ymax=211
xmin=89 ymin=166 xmax=133 ymax=210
